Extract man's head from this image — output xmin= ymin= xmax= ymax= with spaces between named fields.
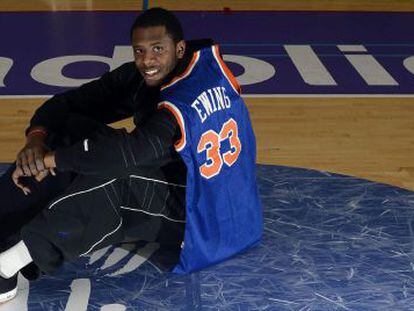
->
xmin=130 ymin=8 xmax=186 ymax=87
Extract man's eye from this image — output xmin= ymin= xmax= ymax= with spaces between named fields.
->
xmin=134 ymin=48 xmax=143 ymax=54
xmin=153 ymin=46 xmax=163 ymax=53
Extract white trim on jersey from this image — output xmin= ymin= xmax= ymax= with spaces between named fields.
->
xmin=211 ymin=45 xmax=240 ymax=95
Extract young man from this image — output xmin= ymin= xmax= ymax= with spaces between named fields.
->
xmin=0 ymin=7 xmax=262 ymax=303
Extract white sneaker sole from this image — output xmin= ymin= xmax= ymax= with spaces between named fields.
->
xmin=0 ymin=287 xmax=17 ymax=303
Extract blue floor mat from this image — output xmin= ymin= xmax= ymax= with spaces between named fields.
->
xmin=1 ymin=164 xmax=413 ymax=310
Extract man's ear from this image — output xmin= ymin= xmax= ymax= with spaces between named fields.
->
xmin=176 ymin=40 xmax=186 ymax=59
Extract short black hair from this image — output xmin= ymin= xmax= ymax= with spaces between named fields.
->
xmin=130 ymin=7 xmax=184 ymax=43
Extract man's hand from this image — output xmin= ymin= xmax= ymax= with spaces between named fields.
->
xmin=12 ymin=127 xmax=54 ymax=194
xmin=16 ymin=129 xmax=48 ymax=177
xmin=12 ymin=150 xmax=57 ymax=195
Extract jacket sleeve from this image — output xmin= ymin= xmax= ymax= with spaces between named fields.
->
xmin=27 ymin=62 xmax=142 ymax=135
xmin=53 ymin=108 xmax=181 ymax=178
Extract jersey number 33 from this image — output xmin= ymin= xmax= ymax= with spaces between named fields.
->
xmin=197 ymin=118 xmax=242 ymax=179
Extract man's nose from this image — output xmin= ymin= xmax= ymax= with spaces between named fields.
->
xmin=142 ymin=51 xmax=155 ymax=66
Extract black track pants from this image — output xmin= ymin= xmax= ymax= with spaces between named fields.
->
xmin=0 ymin=163 xmax=74 ymax=250
xmin=20 ymin=173 xmax=185 ymax=275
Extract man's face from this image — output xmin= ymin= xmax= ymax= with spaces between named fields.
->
xmin=131 ymin=25 xmax=185 ymax=87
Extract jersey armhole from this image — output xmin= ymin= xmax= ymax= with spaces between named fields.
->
xmin=211 ymin=44 xmax=241 ymax=95
xmin=157 ymin=101 xmax=187 ymax=152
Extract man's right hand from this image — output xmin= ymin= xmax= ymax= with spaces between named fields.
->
xmin=16 ymin=128 xmax=48 ymax=177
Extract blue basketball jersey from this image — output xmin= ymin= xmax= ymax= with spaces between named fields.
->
xmin=158 ymin=45 xmax=263 ymax=274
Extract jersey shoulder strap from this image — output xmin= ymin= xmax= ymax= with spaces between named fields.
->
xmin=209 ymin=44 xmax=241 ymax=95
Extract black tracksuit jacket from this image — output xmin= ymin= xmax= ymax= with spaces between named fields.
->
xmin=28 ymin=39 xmax=213 ymax=181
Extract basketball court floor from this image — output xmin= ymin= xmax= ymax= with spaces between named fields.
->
xmin=1 ymin=1 xmax=414 ymax=310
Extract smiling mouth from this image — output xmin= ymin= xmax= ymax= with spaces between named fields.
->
xmin=143 ymin=68 xmax=160 ymax=79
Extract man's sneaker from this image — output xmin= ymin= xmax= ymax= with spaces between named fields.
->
xmin=0 ymin=274 xmax=18 ymax=303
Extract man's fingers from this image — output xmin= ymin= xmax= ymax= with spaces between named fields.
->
xmin=12 ymin=167 xmax=24 ymax=184
xmin=20 ymin=152 xmax=32 ymax=176
xmin=12 ymin=168 xmax=31 ymax=195
xmin=29 ymin=162 xmax=38 ymax=176
xmin=16 ymin=154 xmax=24 ymax=174
xmin=21 ymin=148 xmax=43 ymax=176
xmin=27 ymin=150 xmax=40 ymax=176
xmin=18 ymin=182 xmax=31 ymax=195
xmin=34 ymin=149 xmax=46 ymax=172
xmin=16 ymin=155 xmax=22 ymax=167
xmin=35 ymin=170 xmax=49 ymax=182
